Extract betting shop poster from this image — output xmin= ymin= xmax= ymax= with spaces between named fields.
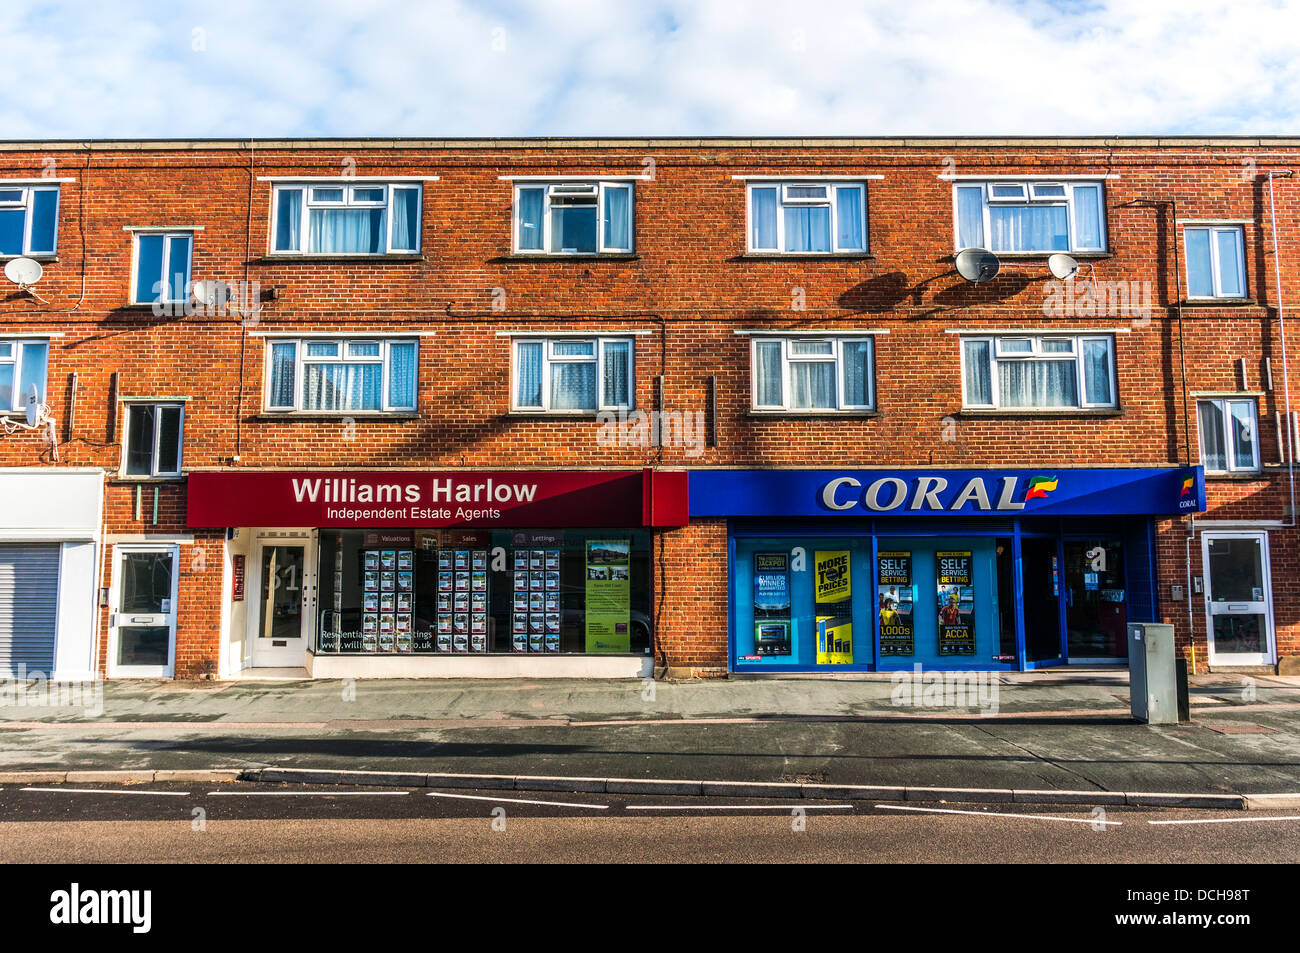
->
xmin=752 ymin=552 xmax=792 ymax=657
xmin=936 ymin=550 xmax=976 ymax=656
xmin=815 ymin=550 xmax=854 ymax=664
xmin=877 ymin=551 xmax=914 ymax=656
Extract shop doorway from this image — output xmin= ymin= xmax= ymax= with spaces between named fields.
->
xmin=1063 ymin=539 xmax=1127 ymax=661
xmin=250 ymin=534 xmax=315 ymax=668
xmin=1021 ymin=537 xmax=1064 ymax=666
xmin=109 ymin=545 xmax=179 ymax=678
xmin=1203 ymin=531 xmax=1275 ymax=667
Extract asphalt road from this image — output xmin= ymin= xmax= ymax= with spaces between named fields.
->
xmin=1 ymin=782 xmax=1297 ymax=863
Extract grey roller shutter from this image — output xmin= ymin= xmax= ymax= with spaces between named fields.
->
xmin=0 ymin=543 xmax=60 ymax=675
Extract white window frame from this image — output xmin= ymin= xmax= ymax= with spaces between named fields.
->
xmin=264 ymin=337 xmax=419 ymax=413
xmin=0 ymin=184 xmax=60 ymax=256
xmin=108 ymin=543 xmax=180 ymax=679
xmin=1184 ymin=225 xmax=1247 ymax=299
xmin=1198 ymin=397 xmax=1260 ymax=474
xmin=750 ymin=336 xmax=876 ymax=412
xmin=746 ymin=182 xmax=868 ymax=254
xmin=510 ymin=336 xmax=635 ymax=413
xmin=511 ymin=181 xmax=634 ymax=255
xmin=269 ymin=182 xmax=422 ymax=255
xmin=960 ymin=333 xmax=1117 ymax=410
xmin=121 ymin=402 xmax=185 ymax=478
xmin=952 ymin=181 xmax=1107 ymax=253
xmin=0 ymin=337 xmax=49 ymax=413
xmin=130 ymin=231 xmax=193 ymax=304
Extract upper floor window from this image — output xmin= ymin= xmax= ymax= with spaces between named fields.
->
xmin=511 ymin=336 xmax=633 ymax=412
xmin=132 ymin=231 xmax=192 ymax=304
xmin=1185 ymin=226 xmax=1245 ymax=299
xmin=1198 ymin=398 xmax=1259 ymax=474
xmin=266 ymin=338 xmax=418 ymax=413
xmin=962 ymin=334 xmax=1116 ymax=410
xmin=748 ymin=183 xmax=866 ymax=254
xmin=955 ymin=181 xmax=1105 ymax=253
xmin=271 ymin=183 xmax=421 ymax=255
xmin=513 ymin=182 xmax=633 ymax=254
xmin=0 ymin=185 xmax=59 ymax=256
xmin=124 ymin=403 xmax=184 ymax=477
xmin=0 ymin=339 xmax=48 ymax=414
xmin=751 ymin=336 xmax=874 ymax=411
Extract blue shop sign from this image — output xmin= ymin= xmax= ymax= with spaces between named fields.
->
xmin=690 ymin=467 xmax=1205 ymax=518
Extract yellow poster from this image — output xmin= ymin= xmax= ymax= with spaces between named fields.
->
xmin=815 ymin=550 xmax=853 ymax=664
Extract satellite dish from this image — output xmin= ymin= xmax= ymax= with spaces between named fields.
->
xmin=191 ymin=279 xmax=231 ymax=307
xmin=954 ymin=248 xmax=1001 ymax=284
xmin=24 ymin=384 xmax=39 ymax=427
xmin=1048 ymin=253 xmax=1079 ymax=281
xmin=4 ymin=257 xmax=44 ymax=288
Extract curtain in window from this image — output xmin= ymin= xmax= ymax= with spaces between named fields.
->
xmin=842 ymin=340 xmax=872 ymax=406
xmin=1185 ymin=229 xmax=1213 ymax=296
xmin=784 ymin=206 xmax=831 ymax=252
xmin=391 ymin=188 xmax=419 ymax=252
xmin=29 ymin=189 xmax=58 ymax=253
xmin=275 ymin=189 xmax=302 ymax=251
xmin=309 ymin=207 xmax=385 ymax=254
xmin=835 ymin=188 xmax=864 ymax=250
xmin=754 ymin=341 xmax=783 ymax=406
xmin=517 ymin=188 xmax=544 ymax=250
xmin=387 ymin=342 xmax=417 ymax=408
xmin=1230 ymin=402 xmax=1256 ymax=469
xmin=989 ymin=205 xmax=1069 ymax=252
xmin=135 ymin=234 xmax=164 ymax=303
xmin=963 ymin=340 xmax=992 ymax=404
xmin=18 ymin=341 xmax=47 ymax=405
xmin=515 ymin=341 xmax=543 ymax=407
xmin=550 ymin=362 xmax=597 ymax=410
xmin=1082 ymin=339 xmax=1112 ymax=404
xmin=303 ymin=362 xmax=382 ymax=411
xmin=790 ymin=360 xmax=836 ymax=408
xmin=751 ymin=188 xmax=778 ymax=249
xmin=1216 ymin=230 xmax=1243 ymax=296
xmin=999 ymin=359 xmax=1077 ymax=407
xmin=603 ymin=186 xmax=631 ymax=250
xmin=1199 ymin=401 xmax=1226 ymax=470
xmin=269 ymin=343 xmax=296 ymax=407
xmin=1073 ymin=185 xmax=1103 ymax=250
xmin=602 ymin=340 xmax=630 ymax=407
xmin=956 ymin=186 xmax=984 ymax=249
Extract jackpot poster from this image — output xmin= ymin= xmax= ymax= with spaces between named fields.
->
xmin=752 ymin=552 xmax=791 ymax=657
xmin=936 ymin=550 xmax=975 ymax=656
xmin=814 ymin=550 xmax=853 ymax=664
xmin=877 ymin=551 xmax=914 ymax=656
xmin=585 ymin=539 xmax=631 ymax=653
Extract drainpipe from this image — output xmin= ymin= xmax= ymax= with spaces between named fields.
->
xmin=1267 ymin=170 xmax=1295 ymax=528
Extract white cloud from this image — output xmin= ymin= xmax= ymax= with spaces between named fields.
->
xmin=1 ymin=0 xmax=1298 ymax=137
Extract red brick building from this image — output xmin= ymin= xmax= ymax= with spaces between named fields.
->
xmin=0 ymin=136 xmax=1293 ymax=680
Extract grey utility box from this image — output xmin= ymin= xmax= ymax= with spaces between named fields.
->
xmin=1128 ymin=622 xmax=1179 ymax=724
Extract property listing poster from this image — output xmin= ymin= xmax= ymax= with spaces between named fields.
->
xmin=814 ymin=550 xmax=853 ymax=664
xmin=936 ymin=550 xmax=976 ymax=656
xmin=877 ymin=551 xmax=914 ymax=656
xmin=585 ymin=539 xmax=631 ymax=653
xmin=511 ymin=543 xmax=561 ymax=653
xmin=752 ymin=552 xmax=792 ymax=657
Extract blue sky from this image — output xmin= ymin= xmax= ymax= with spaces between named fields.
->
xmin=2 ymin=0 xmax=1298 ymax=138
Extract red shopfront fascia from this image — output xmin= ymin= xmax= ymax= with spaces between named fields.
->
xmin=187 ymin=469 xmax=688 ymax=529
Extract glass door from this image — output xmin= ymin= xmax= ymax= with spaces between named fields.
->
xmin=1203 ymin=532 xmax=1275 ymax=666
xmin=251 ymin=537 xmax=314 ymax=668
xmin=1063 ymin=539 xmax=1127 ymax=661
xmin=1021 ymin=537 xmax=1064 ymax=666
xmin=111 ymin=545 xmax=178 ymax=677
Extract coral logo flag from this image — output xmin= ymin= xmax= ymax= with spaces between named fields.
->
xmin=1180 ymin=477 xmax=1195 ymax=497
xmin=1025 ymin=475 xmax=1058 ymax=500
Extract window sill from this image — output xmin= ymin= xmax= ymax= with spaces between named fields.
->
xmin=956 ymin=407 xmax=1123 ymax=418
xmin=0 ymin=254 xmax=58 ymax=262
xmin=1181 ymin=298 xmax=1258 ymax=308
xmin=495 ymin=253 xmax=640 ymax=262
xmin=736 ymin=252 xmax=874 ymax=261
xmin=112 ymin=475 xmax=186 ymax=484
xmin=254 ymin=412 xmax=422 ymax=421
xmin=504 ymin=411 xmax=613 ymax=419
xmin=256 ymin=254 xmax=425 ymax=264
xmin=961 ymin=251 xmax=1113 ymax=260
xmin=747 ymin=409 xmax=879 ymax=418
xmin=1205 ymin=471 xmax=1265 ymax=481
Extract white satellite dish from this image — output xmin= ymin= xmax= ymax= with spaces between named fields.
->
xmin=4 ymin=257 xmax=44 ymax=288
xmin=1048 ymin=253 xmax=1079 ymax=281
xmin=24 ymin=384 xmax=39 ymax=427
xmin=954 ymin=247 xmax=1001 ymax=284
xmin=191 ymin=279 xmax=231 ymax=308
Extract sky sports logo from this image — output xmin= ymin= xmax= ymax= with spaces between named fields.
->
xmin=49 ymin=884 xmax=151 ymax=933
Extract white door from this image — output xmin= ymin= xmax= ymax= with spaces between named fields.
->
xmin=1203 ymin=531 xmax=1276 ymax=666
xmin=109 ymin=545 xmax=179 ymax=678
xmin=250 ymin=535 xmax=314 ymax=668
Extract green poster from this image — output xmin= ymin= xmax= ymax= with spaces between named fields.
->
xmin=585 ymin=539 xmax=631 ymax=652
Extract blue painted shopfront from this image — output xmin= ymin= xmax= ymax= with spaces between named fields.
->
xmin=690 ymin=468 xmax=1205 ymax=673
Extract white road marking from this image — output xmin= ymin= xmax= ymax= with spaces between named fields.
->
xmin=426 ymin=791 xmax=608 ymax=810
xmin=1148 ymin=814 xmax=1300 ymax=826
xmin=874 ymin=804 xmax=1122 ymax=826
xmin=625 ymin=804 xmax=853 ymax=811
xmin=21 ymin=787 xmax=189 ymax=797
xmin=207 ymin=790 xmax=410 ymax=796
